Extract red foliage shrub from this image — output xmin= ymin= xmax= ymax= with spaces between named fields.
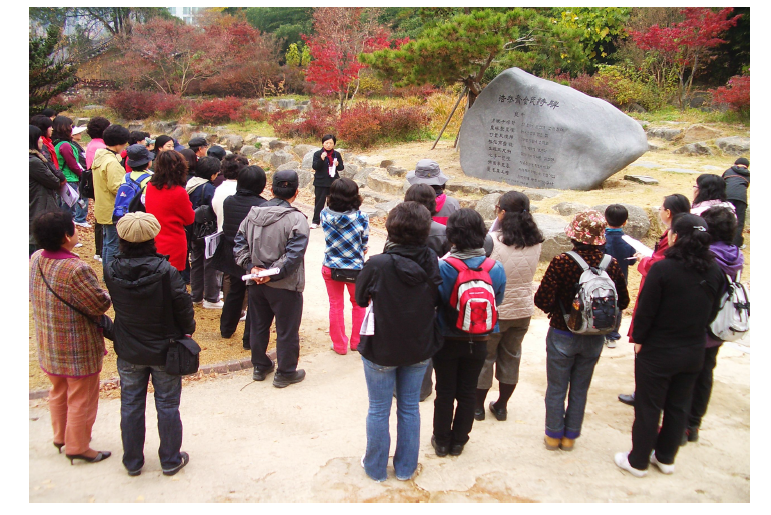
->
xmin=267 ymin=100 xmax=336 ymax=139
xmin=568 ymin=73 xmax=619 ymax=105
xmin=105 ymin=89 xmax=158 ymax=120
xmin=391 ymin=84 xmax=440 ymax=100
xmin=192 ymin=97 xmax=244 ymax=124
xmin=154 ymin=93 xmax=189 ymax=118
xmin=337 ymin=102 xmax=428 ymax=148
xmin=710 ymin=74 xmax=750 ymax=114
xmin=378 ymin=105 xmax=428 ymax=139
xmin=243 ymin=106 xmax=268 ymax=123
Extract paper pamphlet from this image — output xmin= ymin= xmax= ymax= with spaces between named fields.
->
xmin=241 ymin=268 xmax=281 ymax=281
xmin=621 ymin=235 xmax=654 ymax=257
xmin=204 ymin=231 xmax=222 ymax=259
xmin=360 ymin=302 xmax=375 ymax=336
xmin=488 ymin=217 xmax=501 ymax=234
xmin=60 ymin=183 xmax=79 ymax=207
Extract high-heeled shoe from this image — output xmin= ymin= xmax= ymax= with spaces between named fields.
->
xmin=66 ymin=451 xmax=111 ymax=465
xmin=53 ymin=442 xmax=64 ymax=454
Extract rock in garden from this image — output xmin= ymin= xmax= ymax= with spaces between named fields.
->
xmin=445 ymin=182 xmax=481 ymax=195
xmin=475 ymin=193 xmax=503 ymax=220
xmin=277 ymin=161 xmax=300 ymax=172
xmin=662 ymin=168 xmax=700 ymax=174
xmin=387 ymin=165 xmax=407 ymax=177
xmin=591 ymin=203 xmax=650 ymax=240
xmin=379 ymin=160 xmax=395 ymax=168
xmin=552 ymin=202 xmax=589 ymax=217
xmin=682 ymin=124 xmax=722 ymax=143
xmin=458 ymin=67 xmax=648 ymax=190
xmin=360 ymin=205 xmax=387 ymax=219
xmin=648 ymin=143 xmax=661 ymax=151
xmin=127 ymin=122 xmax=146 ymax=132
xmin=277 ymin=99 xmax=296 ymax=109
xmin=83 ymin=105 xmax=106 ymax=111
xmin=375 ymin=199 xmax=401 ymax=214
xmin=360 ymin=189 xmax=394 ymax=204
xmin=350 ymin=155 xmax=368 ymax=167
xmin=341 ymin=164 xmax=359 ymax=179
xmin=269 ymin=140 xmax=289 ymax=150
xmin=522 ymin=188 xmax=560 ymax=201
xmin=353 ymin=167 xmax=376 ymax=188
xmin=74 ymin=118 xmax=89 ymax=127
xmin=629 ymin=161 xmax=661 ymax=169
xmin=152 ymin=121 xmax=176 ymax=134
xmin=301 ymin=150 xmax=315 ymax=169
xmin=293 ymin=144 xmax=317 ymax=159
xmin=240 ymin=145 xmax=258 ymax=156
xmin=189 ymin=131 xmax=212 ymax=143
xmin=270 ymin=150 xmax=294 ymax=169
xmin=647 ymin=128 xmax=683 ymax=141
xmin=367 ymin=171 xmax=407 ymax=196
xmin=624 ymin=175 xmax=659 ymax=185
xmin=296 ymin=169 xmax=313 ymax=189
xmin=533 ymin=213 xmax=572 ymax=262
xmin=254 ymin=150 xmax=269 ymax=163
xmin=220 ymin=134 xmax=244 ymax=152
xmin=715 ymin=136 xmax=750 ymax=155
xmin=673 ymin=142 xmax=713 ymax=156
xmin=479 ymin=184 xmax=511 ymax=195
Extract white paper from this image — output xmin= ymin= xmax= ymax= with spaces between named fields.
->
xmin=621 ymin=235 xmax=654 ymax=257
xmin=60 ymin=183 xmax=79 ymax=207
xmin=360 ymin=302 xmax=375 ymax=336
xmin=328 ymin=165 xmax=335 ymax=177
xmin=241 ymin=267 xmax=281 ymax=281
xmin=204 ymin=231 xmax=222 ymax=259
xmin=488 ymin=217 xmax=501 ymax=234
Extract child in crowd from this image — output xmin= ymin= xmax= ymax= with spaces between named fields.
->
xmin=603 ymin=205 xmax=636 ymax=348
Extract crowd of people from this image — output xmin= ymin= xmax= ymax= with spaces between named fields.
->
xmin=29 ymin=114 xmax=748 ymax=482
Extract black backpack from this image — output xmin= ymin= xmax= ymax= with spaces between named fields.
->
xmin=79 ymin=169 xmax=95 ymax=200
xmin=186 ymin=184 xmax=218 ymax=242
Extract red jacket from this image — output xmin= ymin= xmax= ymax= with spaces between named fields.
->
xmin=145 ymin=183 xmax=195 ymax=271
xmin=627 ymin=231 xmax=669 ymax=342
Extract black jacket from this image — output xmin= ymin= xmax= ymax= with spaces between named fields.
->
xmin=105 ymin=253 xmax=196 ymax=366
xmin=312 ymin=149 xmax=344 ymax=187
xmin=722 ymin=165 xmax=750 ymax=203
xmin=632 ymin=258 xmax=725 ymax=350
xmin=211 ymin=189 xmax=266 ymax=277
xmin=355 ymin=245 xmax=443 ymax=366
xmin=29 ymin=151 xmax=62 ymax=245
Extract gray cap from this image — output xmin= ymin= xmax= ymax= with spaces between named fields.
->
xmin=406 ymin=159 xmax=448 ymax=186
xmin=188 ymin=136 xmax=208 ymax=149
xmin=126 ymin=144 xmax=155 ymax=168
xmin=273 ymin=169 xmax=299 ymax=188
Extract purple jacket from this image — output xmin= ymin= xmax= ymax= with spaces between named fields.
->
xmin=706 ymin=241 xmax=745 ymax=347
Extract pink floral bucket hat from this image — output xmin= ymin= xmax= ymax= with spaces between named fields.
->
xmin=564 ymin=210 xmax=607 ymax=246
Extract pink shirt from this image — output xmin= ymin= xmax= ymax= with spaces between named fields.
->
xmin=85 ymin=138 xmax=106 ymax=169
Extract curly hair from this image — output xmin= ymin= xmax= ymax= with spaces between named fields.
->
xmin=447 ymin=208 xmax=487 ymax=250
xmin=386 ymin=201 xmax=431 ymax=246
xmin=150 ymin=150 xmax=189 ymax=189
xmin=701 ymin=206 xmax=738 ymax=245
xmin=86 ymin=116 xmax=110 ymax=139
xmin=693 ymin=174 xmax=727 ymax=205
xmin=327 ymin=178 xmax=362 ymax=212
xmin=497 ymin=191 xmax=544 ymax=248
xmin=404 ymin=183 xmax=437 ymax=215
xmin=665 ymin=213 xmax=714 ymax=273
xmin=221 ymin=154 xmax=249 ymax=180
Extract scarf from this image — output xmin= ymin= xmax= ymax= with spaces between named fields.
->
xmin=448 ymin=247 xmax=485 ymax=260
xmin=42 ymin=136 xmax=59 ymax=168
xmin=323 ymin=147 xmax=335 ymax=167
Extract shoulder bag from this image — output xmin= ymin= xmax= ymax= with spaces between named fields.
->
xmin=161 ymin=272 xmax=200 ymax=375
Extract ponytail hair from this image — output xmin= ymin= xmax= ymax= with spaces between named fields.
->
xmin=664 ymin=213 xmax=714 ymax=273
xmin=497 ymin=191 xmax=544 ymax=248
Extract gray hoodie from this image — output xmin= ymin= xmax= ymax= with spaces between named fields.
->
xmin=233 ymin=198 xmax=310 ymax=292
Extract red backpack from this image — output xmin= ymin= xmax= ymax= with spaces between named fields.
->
xmin=445 ymin=257 xmax=498 ymax=334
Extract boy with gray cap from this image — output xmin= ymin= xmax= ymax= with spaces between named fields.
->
xmin=234 ymin=170 xmax=310 ymax=387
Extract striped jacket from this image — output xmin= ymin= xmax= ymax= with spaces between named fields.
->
xmin=30 ymin=249 xmax=112 ymax=377
xmin=321 ymin=208 xmax=369 ymax=270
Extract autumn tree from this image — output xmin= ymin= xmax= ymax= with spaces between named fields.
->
xmin=550 ymin=7 xmax=631 ymax=72
xmin=29 ymin=25 xmax=77 ymax=116
xmin=629 ymin=7 xmax=741 ymax=108
xmin=303 ymin=7 xmax=395 ymax=113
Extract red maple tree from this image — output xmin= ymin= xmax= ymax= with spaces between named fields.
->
xmin=303 ymin=7 xmax=401 ymax=113
xmin=630 ymin=7 xmax=741 ymax=108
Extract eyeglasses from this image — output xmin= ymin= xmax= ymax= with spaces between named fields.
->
xmin=494 ymin=205 xmax=501 ymax=212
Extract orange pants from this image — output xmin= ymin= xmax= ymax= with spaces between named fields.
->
xmin=47 ymin=374 xmax=100 ymax=455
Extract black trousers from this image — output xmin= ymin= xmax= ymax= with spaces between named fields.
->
xmin=248 ymin=284 xmax=303 ymax=375
xmin=728 ymin=199 xmax=747 ymax=247
xmin=628 ymin=345 xmax=704 ymax=470
xmin=94 ymin=222 xmax=103 ymax=258
xmin=220 ymin=273 xmax=249 ymax=346
xmin=687 ymin=345 xmax=721 ymax=429
xmin=312 ymin=186 xmax=330 ymax=224
xmin=432 ymin=339 xmax=487 ymax=447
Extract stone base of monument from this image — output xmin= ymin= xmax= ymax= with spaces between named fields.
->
xmin=624 ymin=175 xmax=659 ymax=185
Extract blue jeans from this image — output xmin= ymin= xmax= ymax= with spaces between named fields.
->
xmin=117 ymin=358 xmax=184 ymax=473
xmin=101 ymin=224 xmax=119 ymax=277
xmin=544 ymin=328 xmax=604 ymax=439
xmin=361 ymin=356 xmax=429 ymax=482
xmin=69 ymin=182 xmax=88 ymax=223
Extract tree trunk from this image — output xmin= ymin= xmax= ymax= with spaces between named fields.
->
xmin=431 ymin=86 xmax=468 ymax=150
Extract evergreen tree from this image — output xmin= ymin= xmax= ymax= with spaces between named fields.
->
xmin=29 ymin=25 xmax=77 ymax=116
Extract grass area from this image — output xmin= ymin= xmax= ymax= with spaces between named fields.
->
xmin=224 ymin=120 xmax=275 ymax=138
xmin=628 ymin=106 xmax=749 ymax=129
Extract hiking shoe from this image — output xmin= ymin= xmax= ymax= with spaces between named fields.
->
xmin=474 ymin=407 xmax=485 ymax=421
xmin=310 ymin=223 xmax=319 ymax=229
xmin=544 ymin=436 xmax=560 ymax=451
xmin=559 ymin=437 xmax=575 ymax=452
xmin=431 ymin=435 xmax=449 ymax=457
xmin=202 ymin=300 xmax=224 ymax=309
xmin=614 ymin=452 xmax=647 ymax=477
xmin=489 ymin=401 xmax=507 ymax=421
xmin=449 ymin=443 xmax=464 ymax=456
xmin=650 ymin=451 xmax=675 ymax=474
xmin=273 ymin=369 xmax=306 ymax=388
xmin=162 ymin=452 xmax=189 ymax=476
xmin=252 ymin=366 xmax=274 ymax=381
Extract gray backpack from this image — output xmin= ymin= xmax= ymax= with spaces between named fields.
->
xmin=559 ymin=251 xmax=619 ymax=335
xmin=708 ymin=271 xmax=749 ymax=342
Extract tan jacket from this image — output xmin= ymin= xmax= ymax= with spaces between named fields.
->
xmin=489 ymin=231 xmax=541 ymax=320
xmin=92 ymin=148 xmax=124 ymax=225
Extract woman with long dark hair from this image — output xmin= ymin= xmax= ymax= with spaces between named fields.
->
xmin=475 ymin=191 xmax=543 ymax=422
xmin=691 ymin=174 xmax=736 ymax=216
xmin=321 ymin=177 xmax=369 ymax=354
xmin=30 ymin=115 xmax=60 ymax=176
xmin=30 ymin=125 xmax=64 ymax=255
xmin=618 ymin=194 xmax=692 ymax=406
xmin=615 ymin=213 xmax=725 ymax=477
xmin=144 ymin=151 xmax=195 ymax=271
xmin=52 ymin=116 xmax=89 ymax=227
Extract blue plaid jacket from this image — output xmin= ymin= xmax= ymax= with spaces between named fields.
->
xmin=321 ymin=208 xmax=369 ymax=270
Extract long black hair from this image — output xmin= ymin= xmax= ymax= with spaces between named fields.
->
xmin=236 ymin=165 xmax=266 ymax=196
xmin=665 ymin=213 xmax=714 ymax=273
xmin=497 ymin=191 xmax=544 ymax=248
xmin=30 ymin=125 xmax=42 ymax=151
xmin=51 ymin=115 xmax=74 ymax=143
xmin=662 ymin=193 xmax=691 ymax=215
xmin=693 ymin=174 xmax=727 ymax=205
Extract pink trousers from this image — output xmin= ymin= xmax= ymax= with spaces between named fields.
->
xmin=322 ymin=265 xmax=365 ymax=354
xmin=47 ymin=373 xmax=100 ymax=455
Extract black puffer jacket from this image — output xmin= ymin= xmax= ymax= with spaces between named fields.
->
xmin=210 ymin=189 xmax=267 ymax=277
xmin=311 ymin=148 xmax=344 ymax=188
xmin=355 ymin=244 xmax=443 ymax=366
xmin=105 ymin=253 xmax=195 ymax=366
xmin=29 ymin=151 xmax=62 ymax=245
xmin=722 ymin=165 xmax=750 ymax=203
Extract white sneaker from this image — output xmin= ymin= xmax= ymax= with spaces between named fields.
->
xmin=614 ymin=452 xmax=647 ymax=477
xmin=239 ymin=312 xmax=247 ymax=321
xmin=74 ymin=243 xmax=83 ymax=248
xmin=605 ymin=339 xmax=616 ymax=349
xmin=74 ymin=221 xmax=92 ymax=228
xmin=202 ymin=300 xmax=224 ymax=309
xmin=93 ymin=255 xmax=102 ymax=262
xmin=650 ymin=451 xmax=675 ymax=474
xmin=219 ymin=291 xmax=224 ymax=300
xmin=310 ymin=223 xmax=319 ymax=229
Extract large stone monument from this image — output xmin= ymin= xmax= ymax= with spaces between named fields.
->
xmin=459 ymin=68 xmax=648 ymax=190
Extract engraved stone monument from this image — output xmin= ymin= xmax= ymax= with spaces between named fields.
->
xmin=459 ymin=68 xmax=648 ymax=190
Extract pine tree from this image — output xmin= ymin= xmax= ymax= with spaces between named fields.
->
xmin=29 ymin=25 xmax=78 ymax=116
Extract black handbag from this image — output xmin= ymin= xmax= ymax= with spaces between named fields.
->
xmin=37 ymin=262 xmax=114 ymax=340
xmin=78 ymin=169 xmax=95 ymax=199
xmin=186 ymin=185 xmax=217 ymax=243
xmin=331 ymin=267 xmax=360 ymax=283
xmin=161 ymin=272 xmax=200 ymax=376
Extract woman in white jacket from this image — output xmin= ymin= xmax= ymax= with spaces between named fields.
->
xmin=475 ymin=191 xmax=543 ymax=421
